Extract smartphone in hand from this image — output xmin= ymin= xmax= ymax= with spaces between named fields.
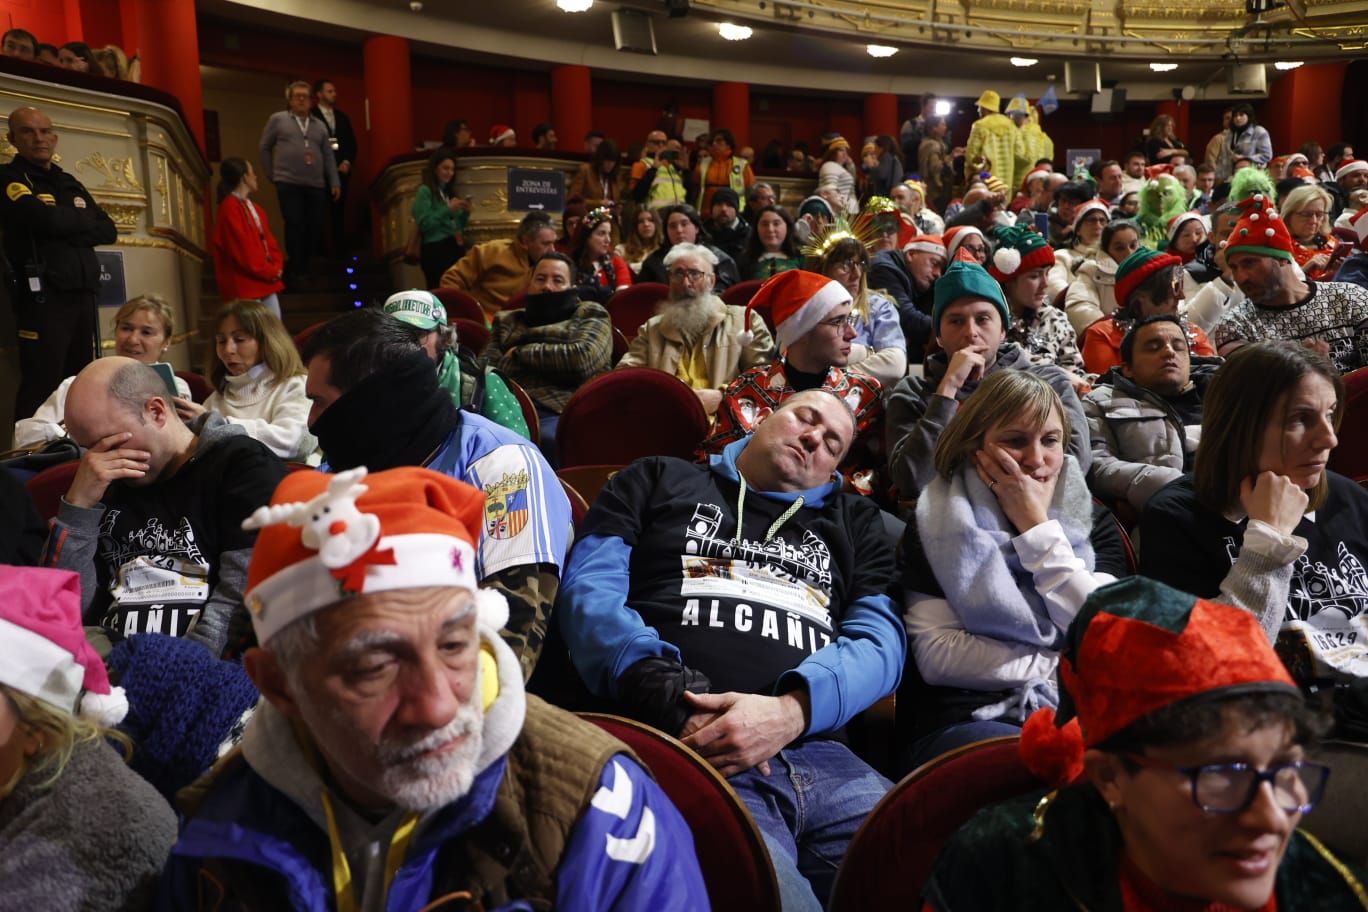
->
xmin=150 ymin=362 xmax=179 ymax=397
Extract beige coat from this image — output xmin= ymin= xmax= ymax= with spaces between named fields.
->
xmin=617 ymin=298 xmax=774 ymax=389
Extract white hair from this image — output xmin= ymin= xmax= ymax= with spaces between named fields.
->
xmin=663 ymin=243 xmax=719 ymax=269
xmin=1172 ymin=164 xmax=1197 ymax=181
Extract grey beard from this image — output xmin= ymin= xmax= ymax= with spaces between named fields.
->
xmin=660 ymin=294 xmax=721 ymax=340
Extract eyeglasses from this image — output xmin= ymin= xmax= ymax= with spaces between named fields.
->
xmin=1122 ymin=753 xmax=1330 ymax=815
xmin=829 ymin=260 xmax=865 ymax=274
xmin=668 ymin=268 xmax=709 ymax=283
xmin=817 ymin=313 xmax=857 ymax=329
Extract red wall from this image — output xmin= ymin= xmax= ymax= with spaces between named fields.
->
xmin=0 ymin=0 xmax=75 ymax=43
xmin=1264 ymin=63 xmax=1346 ymax=155
xmin=77 ymin=0 xmax=121 ymax=48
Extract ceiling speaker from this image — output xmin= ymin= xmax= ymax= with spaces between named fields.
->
xmin=1065 ymin=61 xmax=1101 ymax=95
xmin=612 ymin=10 xmax=658 ymax=55
xmin=1228 ymin=63 xmax=1267 ymax=94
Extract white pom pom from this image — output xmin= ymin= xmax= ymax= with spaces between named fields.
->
xmin=1266 ymin=227 xmax=1276 ymax=237
xmin=1253 ymin=194 xmax=1265 ymax=202
xmin=736 ymin=330 xmax=754 ymax=346
xmin=1219 ymin=240 xmax=1229 ymax=249
xmin=1267 ymin=210 xmax=1278 ymax=220
xmin=1250 ymin=212 xmax=1260 ymax=222
xmin=475 ymin=587 xmax=510 ymax=632
xmin=78 ymin=686 xmax=129 ymax=727
xmin=993 ymin=247 xmax=1022 ymax=274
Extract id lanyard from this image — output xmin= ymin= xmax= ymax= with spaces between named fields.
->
xmin=293 ymin=115 xmax=314 ymax=166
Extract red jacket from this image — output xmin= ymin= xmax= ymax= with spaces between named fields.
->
xmin=211 ymin=196 xmax=285 ymax=300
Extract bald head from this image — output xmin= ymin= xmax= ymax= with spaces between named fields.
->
xmin=6 ymin=105 xmax=55 ymax=167
xmin=776 ymin=388 xmax=856 ymax=439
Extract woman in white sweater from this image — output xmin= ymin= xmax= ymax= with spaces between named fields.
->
xmin=1063 ymin=220 xmax=1142 ymax=336
xmin=14 ymin=295 xmax=189 ymax=448
xmin=174 ymin=299 xmax=315 ymax=461
xmin=817 ymin=137 xmax=860 ymax=217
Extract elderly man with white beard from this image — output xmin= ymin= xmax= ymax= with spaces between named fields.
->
xmin=618 ymin=241 xmax=774 ymax=415
xmin=157 ymin=466 xmax=707 ymax=911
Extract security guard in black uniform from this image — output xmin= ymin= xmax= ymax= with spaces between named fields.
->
xmin=1 ymin=105 xmax=117 ymax=417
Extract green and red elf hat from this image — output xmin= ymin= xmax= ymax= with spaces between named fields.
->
xmin=1220 ymin=192 xmax=1296 ymax=263
xmin=1019 ymin=577 xmax=1300 ymax=786
xmin=1114 ymin=248 xmax=1182 ymax=310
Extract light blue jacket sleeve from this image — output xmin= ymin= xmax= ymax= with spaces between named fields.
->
xmin=557 ymin=534 xmax=681 ymax=700
xmin=554 ymin=754 xmax=711 ymax=912
xmin=776 ymin=591 xmax=906 ymax=736
xmin=863 ymin=292 xmax=908 ymax=352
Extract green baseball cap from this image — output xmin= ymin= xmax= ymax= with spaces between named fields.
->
xmin=383 ymin=290 xmax=447 ymax=330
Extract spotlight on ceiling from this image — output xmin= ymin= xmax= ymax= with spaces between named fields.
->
xmin=933 ymin=99 xmax=953 ymax=116
xmin=1009 ymin=57 xmax=1038 ymax=67
xmin=1150 ymin=62 xmax=1179 ymax=72
xmin=718 ymin=22 xmax=753 ymax=40
xmin=867 ymin=44 xmax=898 ymax=58
xmin=556 ymin=0 xmax=593 ymax=9
xmin=1274 ymin=60 xmax=1304 ymax=70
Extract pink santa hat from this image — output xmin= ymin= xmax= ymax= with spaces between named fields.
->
xmin=0 ymin=567 xmax=128 ymax=725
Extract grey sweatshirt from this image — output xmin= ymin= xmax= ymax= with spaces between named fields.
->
xmin=259 ymin=110 xmax=339 ymax=190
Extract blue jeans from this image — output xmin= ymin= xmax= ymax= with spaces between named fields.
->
xmin=728 ymin=739 xmax=891 ymax=912
xmin=906 ymin=720 xmax=1021 ymax=772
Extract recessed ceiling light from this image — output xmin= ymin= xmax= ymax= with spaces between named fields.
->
xmin=867 ymin=44 xmax=898 ymax=58
xmin=718 ymin=22 xmax=753 ymax=41
xmin=556 ymin=0 xmax=593 ymax=10
xmin=1009 ymin=57 xmax=1038 ymax=67
xmin=1274 ymin=60 xmax=1304 ymax=70
xmin=933 ymin=100 xmax=953 ymax=116
xmin=1150 ymin=62 xmax=1178 ymax=72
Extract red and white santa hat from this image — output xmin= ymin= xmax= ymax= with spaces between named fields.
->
xmin=1071 ymin=198 xmax=1112 ymax=232
xmin=902 ymin=233 xmax=947 ymax=258
xmin=1335 ymin=158 xmax=1368 ymax=182
xmin=488 ymin=123 xmax=515 ymax=145
xmin=1166 ymin=210 xmax=1205 ymax=245
xmin=243 ymin=466 xmax=508 ymax=646
xmin=0 ymin=567 xmax=128 ymax=726
xmin=745 ymin=269 xmax=851 ymax=351
xmin=1351 ymin=207 xmax=1368 ymax=248
xmin=943 ymin=225 xmax=986 ymax=260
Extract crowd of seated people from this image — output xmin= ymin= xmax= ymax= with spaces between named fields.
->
xmin=2 ymin=27 xmax=140 ymax=80
xmin=7 ymin=83 xmax=1368 ymax=911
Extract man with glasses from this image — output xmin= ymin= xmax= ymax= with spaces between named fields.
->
xmin=699 ymin=270 xmax=884 ymax=496
xmin=618 ymin=242 xmax=772 ymax=416
xmin=628 ymin=130 xmax=689 ymax=212
xmin=869 ymin=233 xmax=947 ymax=365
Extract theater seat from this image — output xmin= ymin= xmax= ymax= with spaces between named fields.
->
xmin=611 ymin=326 xmax=630 ymax=365
xmin=559 ymin=477 xmax=590 ymax=530
xmin=292 ymin=320 xmax=328 ymax=354
xmin=451 ymin=317 xmax=490 ymax=355
xmin=580 ymin=713 xmax=781 ymax=912
xmin=1328 ymin=366 xmax=1368 ymax=479
xmin=556 ymin=464 xmax=622 ymax=507
xmin=828 ymin=736 xmax=1043 ymax=911
xmin=721 ymin=279 xmax=763 ymax=310
xmin=25 ymin=459 xmax=81 ymax=522
xmin=431 ymin=287 xmax=488 ymax=325
xmin=502 ymin=378 xmax=542 ymax=446
xmin=175 ymin=371 xmax=213 ymax=404
xmin=504 ymin=290 xmax=528 ymax=312
xmin=556 ymin=368 xmax=708 ymax=467
xmin=605 ymin=283 xmax=668 ymax=339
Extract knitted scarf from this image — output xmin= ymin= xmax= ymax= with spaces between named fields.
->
xmin=311 ymin=351 xmax=458 ymax=472
xmin=916 ymin=454 xmax=1094 ymax=650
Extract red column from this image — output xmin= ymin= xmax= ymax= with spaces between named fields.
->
xmin=62 ymin=0 xmax=84 ymax=39
xmin=363 ymin=36 xmax=413 ymax=174
xmin=712 ymin=82 xmax=750 ymax=149
xmin=864 ymin=93 xmax=899 ymax=143
xmin=124 ymin=0 xmax=204 ymax=148
xmin=1264 ymin=63 xmax=1347 ymax=153
xmin=551 ymin=65 xmax=591 ymax=153
xmin=0 ymin=0 xmax=75 ymax=37
xmin=1155 ymin=100 xmax=1190 ymax=156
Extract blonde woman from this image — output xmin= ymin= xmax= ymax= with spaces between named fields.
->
xmin=0 ymin=567 xmax=176 ymax=909
xmin=1280 ymin=184 xmax=1336 ymax=280
xmin=14 ymin=295 xmax=189 ymax=448
xmin=616 ymin=207 xmax=662 ymax=275
xmin=174 ymin=299 xmax=316 ymax=460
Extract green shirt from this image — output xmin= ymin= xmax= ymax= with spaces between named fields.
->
xmin=437 ymin=348 xmax=531 ymax=440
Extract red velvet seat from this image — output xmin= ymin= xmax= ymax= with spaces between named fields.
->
xmin=451 ymin=317 xmax=490 ymax=355
xmin=430 ymin=287 xmax=488 ymax=325
xmin=175 ymin=371 xmax=213 ymax=404
xmin=610 ymin=326 xmax=630 ymax=365
xmin=721 ymin=278 xmax=763 ymax=310
xmin=556 ymin=368 xmax=708 ymax=467
xmin=605 ymin=283 xmax=668 ymax=339
xmin=504 ymin=290 xmax=528 ymax=312
xmin=503 ymin=377 xmax=541 ymax=446
xmin=558 ymin=477 xmax=590 ymax=530
xmin=292 ymin=320 xmax=328 ymax=354
xmin=828 ymin=736 xmax=1043 ymax=911
xmin=580 ymin=713 xmax=781 ymax=912
xmin=25 ymin=459 xmax=81 ymax=522
xmin=556 ymin=464 xmax=623 ymax=507
xmin=1328 ymin=366 xmax=1368 ymax=479
xmin=748 ymin=291 xmax=777 ymax=335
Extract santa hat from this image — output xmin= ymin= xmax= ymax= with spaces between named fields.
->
xmin=1020 ymin=168 xmax=1051 ymax=194
xmin=488 ymin=124 xmax=515 ymax=145
xmin=1350 ymin=207 xmax=1368 ymax=248
xmin=1019 ymin=578 xmax=1298 ymax=787
xmin=987 ymin=224 xmax=1055 ymax=282
xmin=0 ymin=567 xmax=128 ymax=726
xmin=1114 ymin=248 xmax=1182 ymax=308
xmin=902 ymin=233 xmax=947 ymax=258
xmin=1070 ymin=198 xmax=1111 ymax=232
xmin=1335 ymin=158 xmax=1368 ymax=182
xmin=1221 ymin=192 xmax=1295 ymax=263
xmin=745 ymin=269 xmax=851 ymax=350
xmin=1166 ymin=210 xmax=1205 ymax=246
xmin=943 ymin=225 xmax=986 ymax=260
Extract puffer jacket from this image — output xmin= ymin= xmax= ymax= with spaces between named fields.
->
xmin=1063 ymin=253 xmax=1122 ymax=336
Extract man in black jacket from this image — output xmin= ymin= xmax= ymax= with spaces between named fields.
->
xmin=0 ymin=105 xmax=117 ymax=416
xmin=869 ymin=234 xmax=945 ymax=364
xmin=311 ymin=79 xmax=358 ymax=255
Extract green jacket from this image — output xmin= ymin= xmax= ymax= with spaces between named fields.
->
xmin=924 ymin=785 xmax=1368 ymax=912
xmin=412 ymin=183 xmax=470 ymax=244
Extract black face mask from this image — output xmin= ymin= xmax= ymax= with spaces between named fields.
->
xmin=523 ymin=288 xmax=580 ymax=327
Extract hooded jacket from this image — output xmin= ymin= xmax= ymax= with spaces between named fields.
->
xmin=1063 ymin=252 xmax=1122 ymax=335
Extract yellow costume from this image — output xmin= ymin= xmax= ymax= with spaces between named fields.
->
xmin=965 ymin=90 xmax=1023 ymax=194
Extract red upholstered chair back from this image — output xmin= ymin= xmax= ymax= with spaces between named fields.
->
xmin=556 ymin=464 xmax=623 ymax=507
xmin=580 ymin=713 xmax=781 ymax=912
xmin=430 ymin=287 xmax=488 ymax=325
xmin=503 ymin=377 xmax=541 ymax=446
xmin=606 ymin=283 xmax=668 ymax=339
xmin=828 ymin=736 xmax=1043 ymax=911
xmin=1328 ymin=366 xmax=1368 ymax=479
xmin=175 ymin=371 xmax=214 ymax=404
xmin=25 ymin=459 xmax=81 ymax=522
xmin=611 ymin=326 xmax=630 ymax=365
xmin=721 ymin=278 xmax=763 ymax=310
xmin=292 ymin=320 xmax=328 ymax=354
xmin=504 ymin=291 xmax=528 ymax=313
xmin=451 ymin=317 xmax=491 ymax=355
xmin=559 ymin=477 xmax=590 ymax=530
xmin=747 ymin=291 xmax=777 ymax=335
xmin=556 ymin=368 xmax=709 ymax=467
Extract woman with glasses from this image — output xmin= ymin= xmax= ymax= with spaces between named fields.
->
xmin=740 ymin=205 xmax=803 ymax=280
xmin=1081 ymin=248 xmax=1216 ymax=376
xmin=923 ymin=576 xmax=1364 ymax=911
xmin=808 ymin=231 xmax=906 ymax=387
xmin=1281 ymin=184 xmax=1338 ymax=280
xmin=1047 ymin=199 xmax=1111 ymax=318
xmin=1141 ymin=342 xmax=1368 ymax=687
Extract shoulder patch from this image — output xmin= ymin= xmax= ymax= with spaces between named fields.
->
xmin=6 ymin=181 xmax=31 ymax=201
xmin=36 ymin=193 xmax=56 ymax=206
